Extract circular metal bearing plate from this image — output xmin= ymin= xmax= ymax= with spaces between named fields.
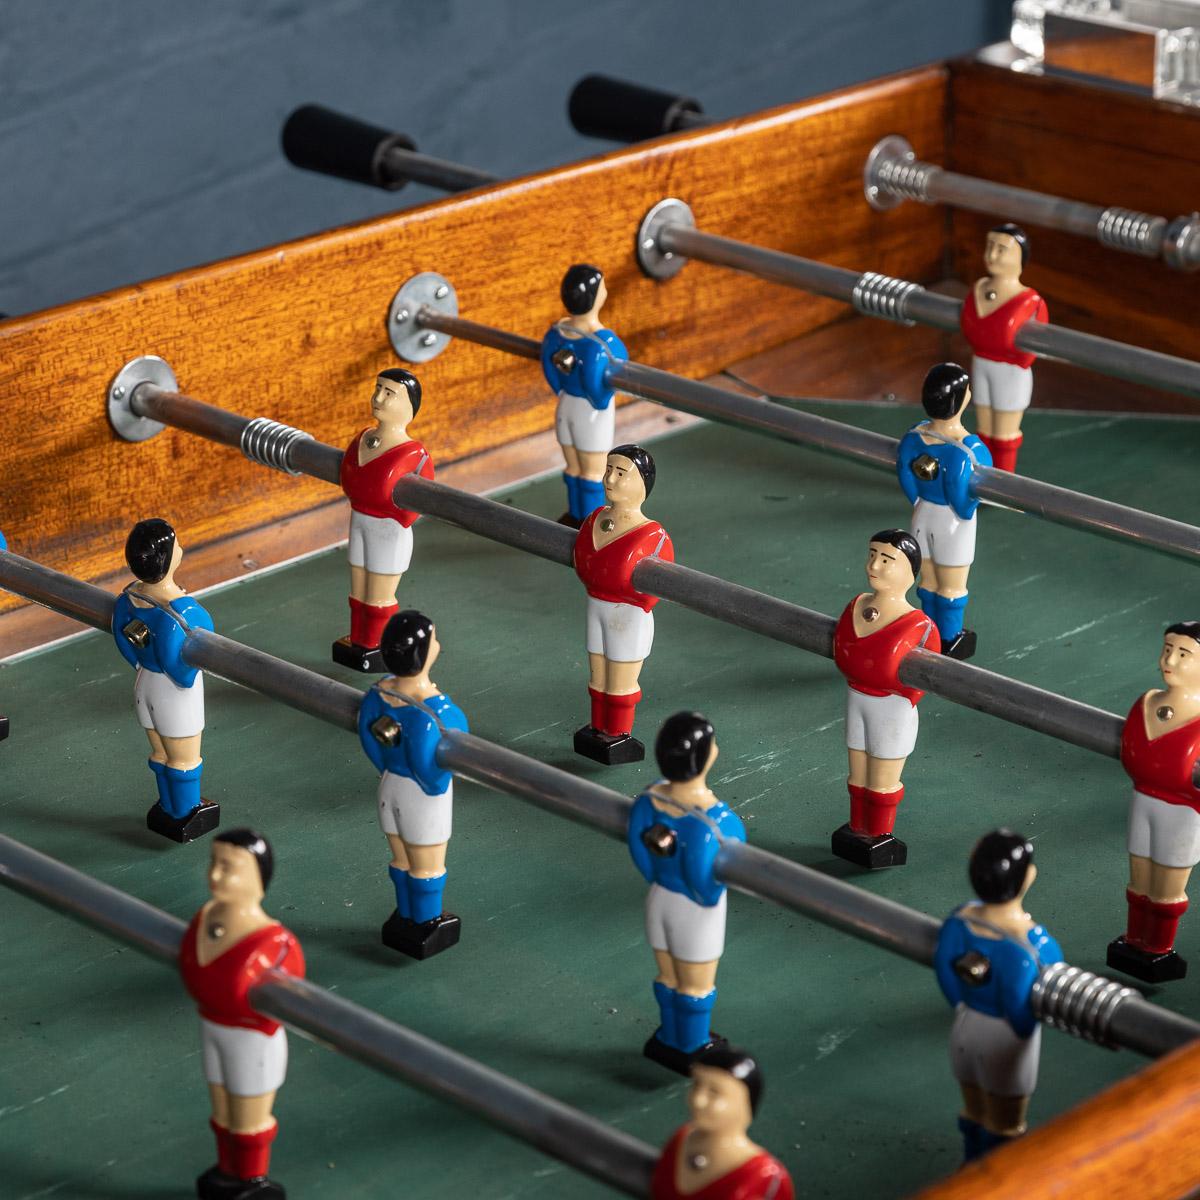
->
xmin=107 ymin=355 xmax=177 ymax=442
xmin=636 ymin=198 xmax=695 ymax=280
xmin=863 ymin=135 xmax=914 ymax=212
xmin=1164 ymin=212 xmax=1200 ymax=272
xmin=388 ymin=272 xmax=457 ymax=362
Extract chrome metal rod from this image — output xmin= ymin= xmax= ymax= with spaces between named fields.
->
xmin=0 ymin=835 xmax=656 ymax=1196
xmin=864 ymin=136 xmax=1200 ymax=272
xmin=653 ymin=219 xmax=1200 ymax=399
xmin=413 ymin=311 xmax=1200 ymax=567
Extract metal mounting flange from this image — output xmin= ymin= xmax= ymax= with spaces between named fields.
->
xmin=1164 ymin=212 xmax=1200 ymax=272
xmin=863 ymin=135 xmax=915 ymax=211
xmin=107 ymin=355 xmax=177 ymax=442
xmin=636 ymin=198 xmax=695 ymax=280
xmin=388 ymin=272 xmax=457 ymax=362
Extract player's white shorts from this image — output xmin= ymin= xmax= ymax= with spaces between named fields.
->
xmin=201 ymin=1020 xmax=288 ymax=1096
xmin=586 ymin=596 xmax=654 ymax=662
xmin=912 ymin=498 xmax=977 ymax=568
xmin=348 ymin=510 xmax=413 ymax=576
xmin=134 ymin=667 xmax=204 ymax=738
xmin=971 ymin=356 xmax=1033 ymax=414
xmin=379 ymin=770 xmax=452 ymax=846
xmin=950 ymin=1005 xmax=1040 ymax=1097
xmin=845 ymin=687 xmax=919 ymax=760
xmin=1127 ymin=789 xmax=1200 ymax=869
xmin=556 ymin=391 xmax=615 ymax=455
xmin=645 ymin=883 xmax=727 ymax=963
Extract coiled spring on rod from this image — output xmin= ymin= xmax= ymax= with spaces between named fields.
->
xmin=240 ymin=417 xmax=313 ymax=475
xmin=851 ymin=272 xmax=923 ymax=326
xmin=1097 ymin=207 xmax=1166 ymax=257
xmin=1031 ymin=962 xmax=1137 ymax=1048
xmin=876 ymin=155 xmax=938 ymax=203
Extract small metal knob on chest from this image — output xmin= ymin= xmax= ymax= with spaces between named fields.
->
xmin=122 ymin=618 xmax=151 ymax=649
xmin=551 ymin=347 xmax=578 ymax=375
xmin=953 ymin=950 xmax=992 ymax=986
xmin=912 ymin=454 xmax=940 ymax=481
xmin=370 ymin=715 xmax=402 ymax=747
xmin=642 ymin=822 xmax=678 ymax=856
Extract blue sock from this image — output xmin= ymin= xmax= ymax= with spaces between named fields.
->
xmin=388 ymin=865 xmax=411 ymax=920
xmin=563 ymin=472 xmax=580 ymax=519
xmin=148 ymin=759 xmax=169 ymax=808
xmin=673 ymin=989 xmax=716 ymax=1052
xmin=936 ymin=592 xmax=969 ymax=642
xmin=916 ymin=586 xmax=937 ymax=618
xmin=652 ymin=980 xmax=678 ymax=1046
xmin=163 ymin=763 xmax=202 ymax=819
xmin=958 ymin=1115 xmax=983 ymax=1162
xmin=577 ymin=477 xmax=606 ymax=518
xmin=407 ymin=871 xmax=446 ymax=924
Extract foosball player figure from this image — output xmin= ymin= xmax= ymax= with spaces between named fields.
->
xmin=180 ymin=829 xmax=304 ymax=1200
xmin=573 ymin=444 xmax=673 ymax=764
xmin=357 ymin=610 xmax=468 ymax=959
xmin=111 ymin=518 xmax=218 ymax=842
xmin=934 ymin=829 xmax=1062 ymax=1163
xmin=334 ymin=368 xmax=435 ymax=672
xmin=832 ymin=530 xmax=939 ymax=869
xmin=959 ymin=224 xmax=1047 ymax=473
xmin=628 ymin=712 xmax=746 ymax=1075
xmin=541 ymin=263 xmax=628 ymax=527
xmin=1108 ymin=622 xmax=1200 ymax=983
xmin=897 ymin=362 xmax=991 ymax=660
xmin=652 ymin=1045 xmax=794 ymax=1200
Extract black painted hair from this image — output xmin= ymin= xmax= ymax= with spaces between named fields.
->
xmin=968 ymin=829 xmax=1033 ymax=904
xmin=921 ymin=362 xmax=971 ymax=420
xmin=380 ymin=609 xmax=435 ymax=677
xmin=560 ymin=263 xmax=604 ymax=315
xmin=990 ymin=222 xmax=1030 ymax=267
xmin=377 ymin=367 xmax=422 ymax=418
xmin=869 ymin=528 xmax=922 ymax=582
xmin=609 ymin=443 xmax=656 ymax=497
xmin=693 ymin=1044 xmax=764 ymax=1116
xmin=214 ymin=828 xmax=275 ymax=891
xmin=1166 ymin=622 xmax=1200 ymax=644
xmin=655 ymin=711 xmax=715 ymax=782
xmin=125 ymin=518 xmax=177 ymax=583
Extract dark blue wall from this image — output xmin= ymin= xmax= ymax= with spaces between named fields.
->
xmin=0 ymin=1 xmax=1011 ymax=315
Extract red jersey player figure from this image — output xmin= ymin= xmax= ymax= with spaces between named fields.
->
xmin=334 ymin=368 xmax=434 ymax=672
xmin=959 ymin=224 xmax=1047 ymax=473
xmin=832 ymin=529 xmax=940 ymax=869
xmin=573 ymin=444 xmax=674 ymax=764
xmin=180 ymin=829 xmax=304 ymax=1200
xmin=1108 ymin=622 xmax=1200 ymax=983
xmin=652 ymin=1045 xmax=794 ymax=1200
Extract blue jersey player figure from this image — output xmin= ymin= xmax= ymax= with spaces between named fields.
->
xmin=541 ymin=263 xmax=628 ymax=528
xmin=628 ymin=712 xmax=747 ymax=1076
xmin=897 ymin=361 xmax=992 ymax=661
xmin=111 ymin=519 xmax=217 ymax=842
xmin=357 ymin=609 xmax=468 ymax=960
xmin=934 ymin=830 xmax=1063 ymax=1163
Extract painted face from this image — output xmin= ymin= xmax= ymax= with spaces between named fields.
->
xmin=208 ymin=842 xmax=263 ymax=905
xmin=865 ymin=541 xmax=914 ymax=593
xmin=1161 ymin=634 xmax=1200 ymax=688
xmin=984 ymin=232 xmax=1022 ymax=277
xmin=687 ymin=1065 xmax=751 ymax=1135
xmin=603 ymin=455 xmax=645 ymax=506
xmin=371 ymin=377 xmax=413 ymax=423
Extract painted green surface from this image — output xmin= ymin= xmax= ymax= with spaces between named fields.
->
xmin=2 ymin=401 xmax=1197 ymax=1199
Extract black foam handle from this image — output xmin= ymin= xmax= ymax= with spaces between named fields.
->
xmin=568 ymin=75 xmax=703 ymax=143
xmin=281 ymin=104 xmax=417 ymax=191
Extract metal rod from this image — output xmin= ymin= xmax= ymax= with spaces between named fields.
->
xmin=652 ymin=219 xmax=1200 ymax=400
xmin=0 ymin=835 xmax=657 ymax=1196
xmin=378 ymin=143 xmax=499 ymax=193
xmin=0 ymin=555 xmax=1186 ymax=1058
xmin=864 ymin=136 xmax=1200 ymax=272
xmin=412 ymin=311 xmax=1200 ymax=568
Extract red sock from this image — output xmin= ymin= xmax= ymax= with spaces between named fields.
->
xmin=360 ymin=601 xmax=399 ymax=650
xmin=348 ymin=596 xmax=368 ymax=645
xmin=1142 ymin=897 xmax=1189 ymax=954
xmin=1124 ymin=888 xmax=1150 ymax=945
xmin=847 ymin=782 xmax=868 ymax=833
xmin=210 ymin=1118 xmax=236 ymax=1176
xmin=989 ymin=433 xmax=1023 ymax=472
xmin=588 ymin=686 xmax=607 ymax=730
xmin=603 ymin=690 xmax=642 ymax=737
xmin=227 ymin=1121 xmax=278 ymax=1181
xmin=862 ymin=785 xmax=903 ymax=837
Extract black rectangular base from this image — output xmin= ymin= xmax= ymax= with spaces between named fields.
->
xmin=831 ymin=823 xmax=907 ymax=869
xmin=942 ymin=630 xmax=977 ymax=661
xmin=1106 ymin=936 xmax=1188 ymax=983
xmin=196 ymin=1165 xmax=285 ymax=1199
xmin=0 ymin=715 xmax=9 ymax=741
xmin=573 ymin=726 xmax=645 ymax=765
xmin=331 ymin=638 xmax=384 ymax=673
xmin=381 ymin=911 xmax=461 ymax=960
xmin=643 ymin=1032 xmax=727 ymax=1076
xmin=146 ymin=800 xmax=220 ymax=844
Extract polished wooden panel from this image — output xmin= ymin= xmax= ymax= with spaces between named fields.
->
xmin=0 ymin=66 xmax=947 ymax=604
